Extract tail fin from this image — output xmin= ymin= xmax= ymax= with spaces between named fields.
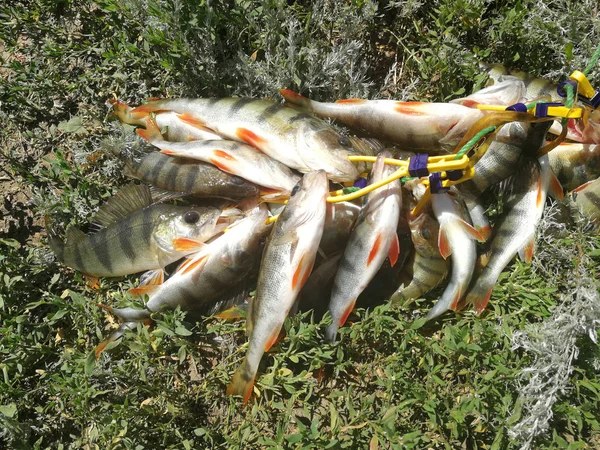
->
xmin=280 ymin=89 xmax=313 ymax=111
xmin=45 ymin=215 xmax=65 ymax=261
xmin=463 ymin=283 xmax=494 ymax=315
xmin=136 ymin=117 xmax=164 ymax=143
xmin=226 ymin=361 xmax=255 ymax=406
xmin=94 ymin=321 xmax=138 ymax=358
xmin=107 ymin=99 xmax=147 ymax=126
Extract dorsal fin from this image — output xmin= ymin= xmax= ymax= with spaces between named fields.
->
xmin=91 ymin=183 xmax=153 ymax=228
xmin=65 ymin=226 xmax=86 ymax=244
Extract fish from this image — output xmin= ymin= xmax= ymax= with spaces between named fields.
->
xmin=451 ymin=79 xmax=526 ymax=107
xmin=548 ymin=142 xmax=600 ymax=191
xmin=110 ymin=99 xmax=223 ymax=141
xmin=389 ymin=210 xmax=448 ymax=303
xmin=130 ymin=98 xmax=362 ymax=182
xmin=426 ymin=189 xmax=484 ymax=320
xmin=462 ymin=157 xmax=547 ymax=314
xmin=297 ymin=253 xmax=343 ymax=317
xmin=325 ymin=151 xmax=401 ymax=342
xmin=484 ymin=64 xmax=561 ymax=102
xmin=104 ymin=204 xmax=271 ymax=321
xmin=137 ymin=118 xmax=300 ymax=196
xmin=122 ymin=150 xmax=260 ymax=200
xmin=280 ymin=89 xmax=484 ymax=154
xmin=572 ymin=177 xmax=600 ymax=224
xmin=47 ymin=183 xmax=234 ymax=278
xmin=227 ymin=170 xmax=329 ymax=404
xmin=457 ymin=120 xmax=553 ymax=238
xmin=319 ymin=202 xmax=361 ymax=256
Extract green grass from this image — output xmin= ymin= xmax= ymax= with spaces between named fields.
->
xmin=1 ymin=0 xmax=600 ymax=448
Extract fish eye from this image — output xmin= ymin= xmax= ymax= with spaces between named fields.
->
xmin=183 ymin=211 xmax=200 ymax=224
xmin=291 ymin=184 xmax=300 ymax=196
xmin=422 ymin=228 xmax=431 ymax=240
xmin=338 ymin=135 xmax=351 ymax=147
xmin=231 ymin=176 xmax=245 ymax=185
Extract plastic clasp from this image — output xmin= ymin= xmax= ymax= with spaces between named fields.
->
xmin=446 ymin=170 xmax=463 ymax=181
xmin=535 ymin=102 xmax=565 ymax=118
xmin=570 ymin=70 xmax=596 ymax=98
xmin=353 ymin=178 xmax=367 ymax=189
xmin=408 ymin=154 xmax=429 ymax=178
xmin=429 ymin=173 xmax=448 ymax=194
xmin=505 ymin=103 xmax=527 ymax=112
xmin=557 ymin=80 xmax=578 ymax=98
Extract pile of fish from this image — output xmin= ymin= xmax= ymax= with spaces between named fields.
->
xmin=47 ymin=66 xmax=600 ymax=404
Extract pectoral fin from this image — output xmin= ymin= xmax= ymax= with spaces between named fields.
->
xmin=388 ymin=233 xmax=400 ymax=267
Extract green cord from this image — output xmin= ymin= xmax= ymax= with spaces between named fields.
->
xmin=342 ymin=186 xmax=360 ymax=195
xmin=583 ymin=42 xmax=600 ymax=77
xmin=454 ymin=125 xmax=497 ymax=160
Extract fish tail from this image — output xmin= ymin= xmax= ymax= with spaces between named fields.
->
xmin=463 ymin=281 xmax=494 ymax=315
xmin=426 ymin=284 xmax=463 ymax=320
xmin=45 ymin=215 xmax=65 ymax=261
xmin=136 ymin=116 xmax=163 ymax=143
xmin=324 ymin=322 xmax=340 ymax=344
xmin=94 ymin=321 xmax=138 ymax=358
xmin=279 ymin=89 xmax=313 ymax=112
xmin=108 ymin=99 xmax=147 ymax=126
xmin=226 ymin=360 xmax=255 ymax=406
xmin=94 ymin=303 xmax=152 ymax=322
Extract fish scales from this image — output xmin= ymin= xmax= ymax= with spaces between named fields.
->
xmin=125 ymin=151 xmax=260 ymax=200
xmin=227 ymin=171 xmax=329 ymax=404
xmin=131 ymin=98 xmax=361 ymax=181
xmin=548 ymin=143 xmax=600 ymax=191
xmin=325 ymin=151 xmax=401 ymax=342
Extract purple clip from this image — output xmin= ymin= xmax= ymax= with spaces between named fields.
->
xmin=580 ymin=92 xmax=600 ymax=109
xmin=446 ymin=170 xmax=463 ymax=181
xmin=535 ymin=102 xmax=564 ymax=118
xmin=429 ymin=172 xmax=448 ymax=194
xmin=353 ymin=177 xmax=367 ymax=189
xmin=557 ymin=80 xmax=578 ymax=98
xmin=408 ymin=154 xmax=429 ymax=178
xmin=505 ymin=103 xmax=527 ymax=113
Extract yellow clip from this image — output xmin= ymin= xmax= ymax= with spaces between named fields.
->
xmin=570 ymin=70 xmax=596 ymax=99
xmin=476 ymin=104 xmax=509 ymax=112
xmin=534 ymin=104 xmax=583 ymax=119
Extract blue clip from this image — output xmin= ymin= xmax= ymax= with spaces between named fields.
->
xmin=353 ymin=177 xmax=367 ymax=189
xmin=557 ymin=80 xmax=578 ymax=98
xmin=580 ymin=92 xmax=600 ymax=109
xmin=535 ymin=102 xmax=564 ymax=118
xmin=408 ymin=154 xmax=429 ymax=178
xmin=429 ymin=173 xmax=447 ymax=194
xmin=446 ymin=170 xmax=463 ymax=181
xmin=505 ymin=103 xmax=527 ymax=113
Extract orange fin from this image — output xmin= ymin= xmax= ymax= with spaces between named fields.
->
xmin=176 ymin=113 xmax=213 ymax=132
xmin=518 ymin=235 xmax=535 ymax=263
xmin=84 ymin=275 xmax=100 ymax=290
xmin=94 ymin=340 xmax=110 ymax=359
xmin=449 ymin=288 xmax=464 ymax=311
xmin=549 ymin=171 xmax=564 ymax=200
xmin=172 ymin=237 xmax=205 ymax=252
xmin=210 ymin=157 xmax=232 ymax=173
xmin=457 ymin=218 xmax=485 ymax=242
xmin=136 ymin=117 xmax=163 ymax=142
xmin=280 ymin=88 xmax=308 ymax=104
xmin=536 ymin=178 xmax=544 ymax=208
xmin=477 ymin=225 xmax=492 ymax=242
xmin=367 ymin=234 xmax=383 ymax=267
xmin=226 ymin=366 xmax=255 ymax=406
xmin=92 ymin=301 xmax=112 ymax=312
xmin=160 ymin=149 xmax=177 ymax=155
xmin=213 ymin=149 xmax=237 ymax=161
xmin=292 ymin=253 xmax=314 ymax=291
xmin=388 ymin=233 xmax=400 ymax=267
xmin=264 ymin=326 xmax=285 ymax=352
xmin=572 ymin=179 xmax=595 ymax=193
xmin=336 ymin=98 xmax=366 ymax=104
xmin=139 ymin=268 xmax=164 ymax=286
xmin=395 ymin=102 xmax=427 ymax=116
xmin=338 ymin=299 xmax=357 ymax=327
xmin=236 ymin=127 xmax=267 ymax=148
xmin=473 ymin=287 xmax=494 ymax=315
xmin=214 ymin=305 xmax=247 ymax=320
xmin=438 ymin=226 xmax=451 ymax=259
xmin=177 ymin=254 xmax=209 ymax=276
xmin=130 ymin=103 xmax=167 ymax=115
xmin=127 ymin=285 xmax=159 ymax=297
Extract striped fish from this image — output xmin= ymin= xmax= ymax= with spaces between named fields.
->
xmin=280 ymin=89 xmax=484 ymax=154
xmin=110 ymin=99 xmax=223 ymax=141
xmin=227 ymin=171 xmax=329 ymax=404
xmin=130 ymin=98 xmax=362 ymax=182
xmin=463 ymin=158 xmax=547 ymax=314
xmin=326 ymin=152 xmax=401 ymax=342
xmin=389 ymin=210 xmax=448 ymax=303
xmin=137 ymin=118 xmax=300 ymax=197
xmin=548 ymin=142 xmax=600 ymax=192
xmin=573 ymin=177 xmax=600 ymax=224
xmin=122 ymin=151 xmax=260 ymax=200
xmin=458 ymin=120 xmax=552 ymax=239
xmin=47 ymin=184 xmax=231 ymax=278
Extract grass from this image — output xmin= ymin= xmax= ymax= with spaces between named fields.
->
xmin=1 ymin=0 xmax=600 ymax=448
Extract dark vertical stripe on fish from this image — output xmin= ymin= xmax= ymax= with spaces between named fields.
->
xmin=415 ymin=260 xmax=444 ymax=276
xmin=117 ymin=216 xmax=137 ymax=263
xmin=287 ymin=113 xmax=314 ymax=124
xmin=584 ymin=191 xmax=600 ymax=209
xmin=90 ymin=232 xmax=114 ymax=273
xmin=206 ymin=98 xmax=222 ymax=108
xmin=141 ymin=207 xmax=154 ymax=246
xmin=163 ymin=162 xmax=181 ymax=192
xmin=148 ymin=154 xmax=167 ymax=185
xmin=184 ymin=166 xmax=197 ymax=193
xmin=73 ymin=242 xmax=87 ymax=273
xmin=229 ymin=98 xmax=254 ymax=115
xmin=258 ymin=104 xmax=282 ymax=123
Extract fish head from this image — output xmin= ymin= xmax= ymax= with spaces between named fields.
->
xmin=296 ymin=123 xmax=363 ymax=182
xmin=221 ymin=204 xmax=272 ymax=266
xmin=153 ymin=206 xmax=224 ymax=254
xmin=408 ymin=211 xmax=440 ymax=256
